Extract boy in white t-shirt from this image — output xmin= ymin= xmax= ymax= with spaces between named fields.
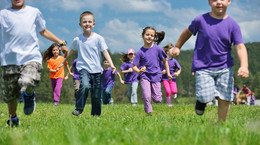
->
xmin=70 ymin=11 xmax=116 ymax=116
xmin=0 ymin=0 xmax=68 ymax=127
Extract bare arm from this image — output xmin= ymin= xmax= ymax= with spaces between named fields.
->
xmin=121 ymin=68 xmax=133 ymax=74
xmin=116 ymin=72 xmax=125 ymax=84
xmin=40 ymin=29 xmax=68 ymax=55
xmin=235 ymin=43 xmax=249 ymax=78
xmin=133 ymin=65 xmax=146 ymax=74
xmin=172 ymin=27 xmax=193 ymax=57
xmin=103 ymin=50 xmax=116 ymax=71
xmin=163 ymin=59 xmax=172 ymax=80
xmin=174 ymin=68 xmax=181 ymax=77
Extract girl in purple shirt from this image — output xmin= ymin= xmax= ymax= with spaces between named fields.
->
xmin=120 ymin=49 xmax=139 ymax=105
xmin=161 ymin=43 xmax=181 ymax=107
xmin=133 ymin=26 xmax=172 ymax=116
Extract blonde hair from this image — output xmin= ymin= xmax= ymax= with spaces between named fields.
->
xmin=80 ymin=11 xmax=95 ymax=22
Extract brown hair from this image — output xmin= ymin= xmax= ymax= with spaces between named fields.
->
xmin=80 ymin=11 xmax=95 ymax=22
xmin=142 ymin=26 xmax=165 ymax=45
xmin=163 ymin=43 xmax=174 ymax=53
xmin=120 ymin=53 xmax=129 ymax=63
xmin=42 ymin=43 xmax=60 ymax=62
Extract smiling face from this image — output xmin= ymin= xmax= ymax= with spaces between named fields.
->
xmin=52 ymin=46 xmax=60 ymax=58
xmin=11 ymin=0 xmax=25 ymax=9
xmin=142 ymin=28 xmax=155 ymax=47
xmin=103 ymin=60 xmax=110 ymax=69
xmin=208 ymin=0 xmax=231 ymax=18
xmin=79 ymin=14 xmax=95 ymax=35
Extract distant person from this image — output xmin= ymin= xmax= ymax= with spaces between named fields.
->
xmin=0 ymin=0 xmax=68 ymax=127
xmin=102 ymin=59 xmax=124 ymax=105
xmin=133 ymin=26 xmax=172 ymax=116
xmin=172 ymin=0 xmax=249 ymax=122
xmin=240 ymin=85 xmax=252 ymax=105
xmin=232 ymin=85 xmax=239 ymax=104
xmin=120 ymin=49 xmax=139 ymax=106
xmin=70 ymin=58 xmax=80 ymax=99
xmin=43 ymin=43 xmax=71 ymax=106
xmin=161 ymin=43 xmax=181 ymax=107
xmin=70 ymin=11 xmax=116 ymax=116
xmin=250 ymin=92 xmax=255 ymax=105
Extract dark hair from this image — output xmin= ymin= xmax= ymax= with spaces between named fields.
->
xmin=142 ymin=26 xmax=165 ymax=45
xmin=120 ymin=53 xmax=130 ymax=63
xmin=163 ymin=43 xmax=174 ymax=53
xmin=42 ymin=43 xmax=60 ymax=62
xmin=80 ymin=11 xmax=95 ymax=22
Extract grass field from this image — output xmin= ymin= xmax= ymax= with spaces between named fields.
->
xmin=0 ymin=98 xmax=259 ymax=145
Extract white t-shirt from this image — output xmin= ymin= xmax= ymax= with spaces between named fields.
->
xmin=70 ymin=33 xmax=108 ymax=73
xmin=0 ymin=6 xmax=46 ymax=66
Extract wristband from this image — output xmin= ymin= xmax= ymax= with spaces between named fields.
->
xmin=59 ymin=40 xmax=67 ymax=47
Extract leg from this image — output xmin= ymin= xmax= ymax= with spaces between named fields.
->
xmin=90 ymin=73 xmax=102 ymax=116
xmin=74 ymin=79 xmax=80 ymax=99
xmin=126 ymin=84 xmax=132 ymax=102
xmin=217 ymin=98 xmax=230 ymax=122
xmin=170 ymin=81 xmax=178 ymax=99
xmin=151 ymin=82 xmax=162 ymax=103
xmin=131 ymin=82 xmax=138 ymax=104
xmin=162 ymin=80 xmax=171 ymax=105
xmin=140 ymin=79 xmax=152 ymax=113
xmin=75 ymin=70 xmax=90 ymax=111
xmin=103 ymin=85 xmax=113 ymax=105
xmin=53 ymin=78 xmax=63 ymax=103
xmin=8 ymin=101 xmax=18 ymax=118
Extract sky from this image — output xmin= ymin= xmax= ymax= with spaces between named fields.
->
xmin=1 ymin=0 xmax=260 ymax=54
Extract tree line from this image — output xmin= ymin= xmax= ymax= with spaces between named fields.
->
xmin=0 ymin=42 xmax=259 ymax=104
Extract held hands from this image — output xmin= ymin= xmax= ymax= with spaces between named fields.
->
xmin=172 ymin=47 xmax=180 ymax=57
xmin=111 ymin=65 xmax=116 ymax=74
xmin=139 ymin=66 xmax=146 ymax=73
xmin=237 ymin=66 xmax=249 ymax=78
xmin=120 ymin=79 xmax=125 ymax=85
xmin=168 ymin=74 xmax=173 ymax=80
xmin=128 ymin=68 xmax=133 ymax=72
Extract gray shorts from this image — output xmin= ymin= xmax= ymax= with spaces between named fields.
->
xmin=195 ymin=67 xmax=234 ymax=103
xmin=1 ymin=61 xmax=42 ymax=104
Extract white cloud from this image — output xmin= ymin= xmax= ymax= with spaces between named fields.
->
xmin=239 ymin=20 xmax=260 ymax=43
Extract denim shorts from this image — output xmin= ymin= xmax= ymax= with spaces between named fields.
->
xmin=1 ymin=61 xmax=42 ymax=104
xmin=195 ymin=67 xmax=234 ymax=103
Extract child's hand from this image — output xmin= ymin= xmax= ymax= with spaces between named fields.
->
xmin=128 ymin=68 xmax=133 ymax=72
xmin=192 ymin=72 xmax=195 ymax=76
xmin=174 ymin=72 xmax=179 ymax=77
xmin=64 ymin=75 xmax=68 ymax=80
xmin=120 ymin=80 xmax=125 ymax=85
xmin=70 ymin=72 xmax=74 ymax=76
xmin=237 ymin=67 xmax=249 ymax=78
xmin=140 ymin=66 xmax=146 ymax=73
xmin=162 ymin=70 xmax=166 ymax=75
xmin=168 ymin=74 xmax=173 ymax=80
xmin=172 ymin=47 xmax=180 ymax=57
xmin=111 ymin=66 xmax=116 ymax=74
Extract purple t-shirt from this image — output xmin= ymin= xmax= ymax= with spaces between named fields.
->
xmin=72 ymin=58 xmax=80 ymax=80
xmin=120 ymin=62 xmax=138 ymax=83
xmin=102 ymin=67 xmax=117 ymax=89
xmin=189 ymin=13 xmax=243 ymax=72
xmin=133 ymin=44 xmax=167 ymax=82
xmin=161 ymin=58 xmax=181 ymax=81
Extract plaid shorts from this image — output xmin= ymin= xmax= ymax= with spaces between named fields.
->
xmin=1 ymin=61 xmax=42 ymax=104
xmin=195 ymin=67 xmax=234 ymax=103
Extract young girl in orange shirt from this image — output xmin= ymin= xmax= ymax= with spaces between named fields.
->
xmin=43 ymin=43 xmax=71 ymax=105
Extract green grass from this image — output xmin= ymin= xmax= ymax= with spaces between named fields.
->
xmin=0 ymin=100 xmax=259 ymax=145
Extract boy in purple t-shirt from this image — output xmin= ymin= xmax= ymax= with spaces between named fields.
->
xmin=102 ymin=59 xmax=124 ymax=105
xmin=120 ymin=49 xmax=139 ymax=105
xmin=172 ymin=0 xmax=249 ymax=122
xmin=70 ymin=58 xmax=80 ymax=99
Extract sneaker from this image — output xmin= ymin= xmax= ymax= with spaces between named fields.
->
xmin=168 ymin=104 xmax=173 ymax=107
xmin=72 ymin=109 xmax=82 ymax=116
xmin=132 ymin=103 xmax=137 ymax=106
xmin=54 ymin=102 xmax=59 ymax=106
xmin=146 ymin=112 xmax=152 ymax=116
xmin=23 ymin=91 xmax=36 ymax=115
xmin=6 ymin=116 xmax=20 ymax=127
xmin=195 ymin=100 xmax=206 ymax=115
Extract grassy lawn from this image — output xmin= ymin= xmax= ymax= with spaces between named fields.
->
xmin=0 ymin=99 xmax=259 ymax=145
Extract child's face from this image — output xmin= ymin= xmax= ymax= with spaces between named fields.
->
xmin=127 ymin=53 xmax=135 ymax=60
xmin=11 ymin=0 xmax=25 ymax=9
xmin=208 ymin=0 xmax=231 ymax=17
xmin=103 ymin=60 xmax=110 ymax=68
xmin=79 ymin=15 xmax=95 ymax=33
xmin=142 ymin=29 xmax=155 ymax=46
xmin=52 ymin=46 xmax=60 ymax=57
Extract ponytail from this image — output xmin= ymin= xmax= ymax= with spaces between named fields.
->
xmin=142 ymin=26 xmax=165 ymax=45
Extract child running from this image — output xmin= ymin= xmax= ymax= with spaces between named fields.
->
xmin=133 ymin=26 xmax=172 ymax=116
xmin=172 ymin=0 xmax=249 ymax=122
xmin=161 ymin=43 xmax=181 ymax=107
xmin=43 ymin=43 xmax=71 ymax=106
xmin=70 ymin=11 xmax=116 ymax=116
xmin=120 ymin=49 xmax=139 ymax=106
xmin=102 ymin=59 xmax=124 ymax=105
xmin=0 ymin=0 xmax=68 ymax=127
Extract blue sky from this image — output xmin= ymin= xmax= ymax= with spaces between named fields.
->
xmin=1 ymin=0 xmax=259 ymax=53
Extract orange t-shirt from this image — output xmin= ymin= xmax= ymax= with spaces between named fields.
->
xmin=47 ymin=56 xmax=68 ymax=79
